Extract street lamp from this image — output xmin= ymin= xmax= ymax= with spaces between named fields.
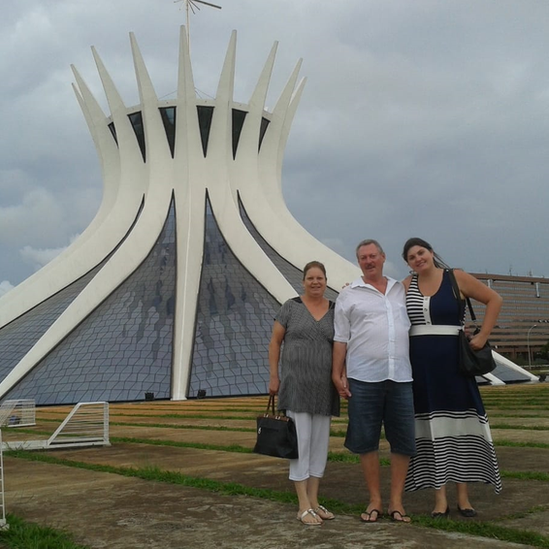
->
xmin=527 ymin=324 xmax=538 ymax=368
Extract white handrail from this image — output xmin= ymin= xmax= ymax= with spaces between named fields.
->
xmin=2 ymin=401 xmax=110 ymax=451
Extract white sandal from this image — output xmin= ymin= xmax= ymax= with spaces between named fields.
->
xmin=297 ymin=508 xmax=322 ymax=525
xmin=314 ymin=505 xmax=335 ymax=520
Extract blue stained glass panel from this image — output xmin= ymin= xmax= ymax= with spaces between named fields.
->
xmin=188 ymin=198 xmax=280 ymax=398
xmin=238 ymin=195 xmax=339 ymax=301
xmin=0 ymin=267 xmax=103 ymax=385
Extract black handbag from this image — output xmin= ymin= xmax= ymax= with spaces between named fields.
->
xmin=448 ymin=269 xmax=497 ymax=377
xmin=253 ymin=395 xmax=299 ymax=459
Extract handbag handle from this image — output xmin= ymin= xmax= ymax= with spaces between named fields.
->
xmin=447 ymin=269 xmax=477 ymax=325
xmin=264 ymin=395 xmax=288 ymax=419
xmin=265 ymin=394 xmax=276 ymax=416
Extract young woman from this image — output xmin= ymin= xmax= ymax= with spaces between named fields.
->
xmin=268 ymin=261 xmax=340 ymax=525
xmin=402 ymin=237 xmax=502 ymax=518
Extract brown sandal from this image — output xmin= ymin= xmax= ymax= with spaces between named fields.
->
xmin=360 ymin=508 xmax=381 ymax=523
xmin=389 ymin=510 xmax=411 ymax=523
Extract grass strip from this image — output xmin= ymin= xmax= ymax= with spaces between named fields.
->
xmin=9 ymin=426 xmax=549 ymax=452
xmin=410 ymin=515 xmax=549 ymax=547
xmin=500 ymin=471 xmax=549 ymax=482
xmin=110 ymin=421 xmax=255 ymax=432
xmin=41 ymin=411 xmax=347 ymax=425
xmin=29 ymin=416 xmax=549 ymax=439
xmin=484 ymin=398 xmax=549 ymax=403
xmin=39 ymin=409 xmax=549 ymax=429
xmin=103 ymin=422 xmax=351 ymax=438
xmin=15 ymin=422 xmax=346 ymax=440
xmin=113 ymin=437 xmax=382 ymax=463
xmin=113 ymin=436 xmax=252 ymax=453
xmin=486 ymin=405 xmax=549 ymax=411
xmin=490 ymin=413 xmax=549 ymax=419
xmin=481 ymin=386 xmax=549 ymax=393
xmin=327 ymin=451 xmax=390 ymax=466
xmin=493 ymin=504 xmax=549 ymax=522
xmin=41 ymin=406 xmax=354 ymax=417
xmin=36 ymin=417 xmax=345 ymax=434
xmin=7 ymin=451 xmax=549 ymax=548
xmin=494 ymin=440 xmax=549 ymax=449
xmin=35 ymin=416 xmax=253 ymax=431
xmin=10 ymin=432 xmax=546 ymax=479
xmin=484 ymin=400 xmax=549 ymax=406
xmin=490 ymin=423 xmax=549 ymax=431
xmin=499 ymin=401 xmax=549 ymax=409
xmin=110 ymin=437 xmax=549 ymax=478
xmin=0 ymin=513 xmax=90 ymax=549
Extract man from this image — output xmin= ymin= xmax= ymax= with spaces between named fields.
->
xmin=332 ymin=239 xmax=415 ymax=523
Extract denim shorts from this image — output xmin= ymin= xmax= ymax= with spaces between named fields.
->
xmin=344 ymin=379 xmax=416 ymax=456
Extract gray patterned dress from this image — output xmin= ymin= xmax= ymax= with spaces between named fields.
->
xmin=276 ymin=297 xmax=340 ymax=417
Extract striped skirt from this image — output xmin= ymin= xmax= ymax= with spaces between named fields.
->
xmin=405 ymin=408 xmax=502 ymax=493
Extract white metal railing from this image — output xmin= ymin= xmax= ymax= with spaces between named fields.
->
xmin=2 ymin=401 xmax=110 ymax=451
xmin=0 ymin=399 xmax=36 ymax=428
xmin=0 ymin=404 xmax=15 ymax=428
xmin=47 ymin=401 xmax=109 ymax=447
xmin=0 ymin=431 xmax=8 ymax=530
xmin=0 ymin=398 xmax=36 ymax=427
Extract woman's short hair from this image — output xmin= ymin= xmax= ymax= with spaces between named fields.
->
xmin=303 ymin=261 xmax=327 ymax=280
xmin=402 ymin=237 xmax=449 ymax=269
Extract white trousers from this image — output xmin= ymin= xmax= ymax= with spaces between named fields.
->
xmin=286 ymin=410 xmax=331 ymax=482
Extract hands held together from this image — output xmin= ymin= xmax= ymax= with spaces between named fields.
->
xmin=333 ymin=374 xmax=351 ymax=399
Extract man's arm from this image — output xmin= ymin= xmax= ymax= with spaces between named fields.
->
xmin=332 ymin=292 xmax=352 ymax=398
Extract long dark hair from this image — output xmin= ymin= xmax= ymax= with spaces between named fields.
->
xmin=402 ymin=237 xmax=450 ymax=269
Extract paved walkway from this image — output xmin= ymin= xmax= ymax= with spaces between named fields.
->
xmin=2 ymin=397 xmax=549 ymax=548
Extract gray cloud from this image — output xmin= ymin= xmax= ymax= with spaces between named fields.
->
xmin=0 ymin=281 xmax=14 ymax=298
xmin=1 ymin=0 xmax=548 ymax=290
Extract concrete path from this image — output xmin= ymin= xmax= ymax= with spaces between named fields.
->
xmin=2 ymin=396 xmax=549 ymax=548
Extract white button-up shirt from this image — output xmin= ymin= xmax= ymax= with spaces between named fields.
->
xmin=334 ymin=276 xmax=413 ymax=383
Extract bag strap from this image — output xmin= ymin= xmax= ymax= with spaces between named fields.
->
xmin=467 ymin=299 xmax=477 ymax=322
xmin=447 ymin=269 xmax=477 ymax=324
xmin=266 ymin=394 xmax=276 ymax=415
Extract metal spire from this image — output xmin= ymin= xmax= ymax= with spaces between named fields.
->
xmin=174 ymin=0 xmax=222 ymax=52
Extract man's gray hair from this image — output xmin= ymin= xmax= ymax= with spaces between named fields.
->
xmin=355 ymin=239 xmax=385 ymax=258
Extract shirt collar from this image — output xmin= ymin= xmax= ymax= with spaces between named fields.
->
xmin=350 ymin=276 xmax=399 ymax=292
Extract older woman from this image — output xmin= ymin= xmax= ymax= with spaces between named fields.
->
xmin=401 ymin=238 xmax=502 ymax=518
xmin=268 ymin=261 xmax=340 ymax=525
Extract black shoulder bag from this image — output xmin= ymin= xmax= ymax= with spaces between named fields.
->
xmin=253 ymin=395 xmax=299 ymax=459
xmin=447 ymin=269 xmax=497 ymax=378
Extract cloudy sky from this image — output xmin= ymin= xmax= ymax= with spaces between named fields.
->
xmin=1 ymin=0 xmax=549 ymax=296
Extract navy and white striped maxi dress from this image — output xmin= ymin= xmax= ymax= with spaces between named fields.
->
xmin=404 ymin=270 xmax=501 ymax=493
